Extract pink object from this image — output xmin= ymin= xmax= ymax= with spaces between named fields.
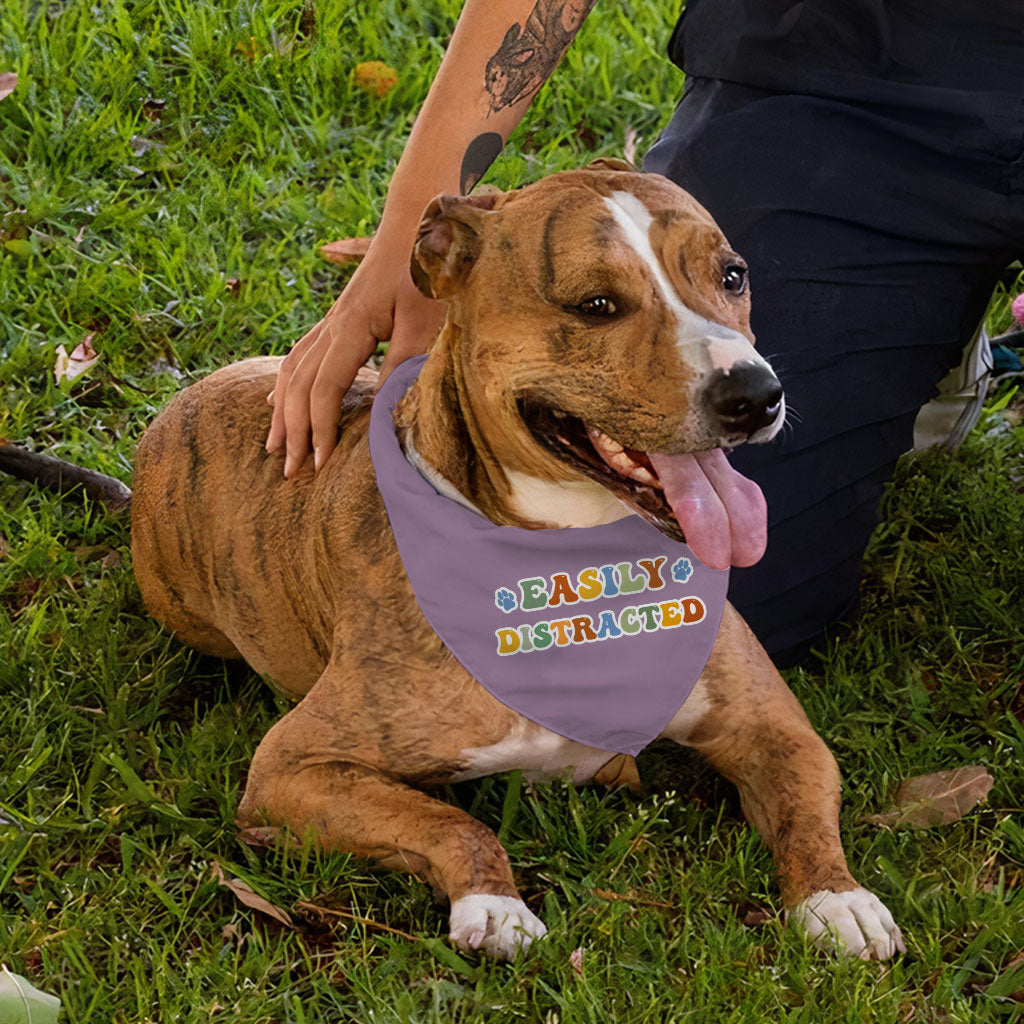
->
xmin=648 ymin=449 xmax=768 ymax=570
xmin=1012 ymin=293 xmax=1024 ymax=328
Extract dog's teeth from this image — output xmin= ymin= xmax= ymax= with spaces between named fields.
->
xmin=588 ymin=428 xmax=624 ymax=457
xmin=625 ymin=465 xmax=658 ymax=486
xmin=587 ymin=427 xmax=659 ymax=486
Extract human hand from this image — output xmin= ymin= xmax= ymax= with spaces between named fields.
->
xmin=266 ymin=245 xmax=446 ymax=477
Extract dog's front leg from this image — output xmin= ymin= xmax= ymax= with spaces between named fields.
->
xmin=237 ymin=680 xmax=546 ymax=960
xmin=664 ymin=605 xmax=904 ymax=959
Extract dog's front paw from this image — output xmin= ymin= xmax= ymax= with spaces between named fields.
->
xmin=789 ymin=887 xmax=905 ymax=960
xmin=449 ymin=894 xmax=547 ymax=960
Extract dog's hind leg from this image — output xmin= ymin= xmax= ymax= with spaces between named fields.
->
xmin=238 ymin=691 xmax=546 ymax=960
xmin=664 ymin=604 xmax=904 ymax=960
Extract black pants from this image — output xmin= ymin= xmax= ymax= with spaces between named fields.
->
xmin=645 ymin=78 xmax=1024 ymax=662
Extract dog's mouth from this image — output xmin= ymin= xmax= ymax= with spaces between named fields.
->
xmin=519 ymin=400 xmax=767 ymax=569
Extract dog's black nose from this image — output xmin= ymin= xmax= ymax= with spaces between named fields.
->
xmin=704 ymin=363 xmax=783 ymax=438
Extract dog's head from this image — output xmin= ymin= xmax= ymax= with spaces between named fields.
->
xmin=409 ymin=164 xmax=784 ymax=569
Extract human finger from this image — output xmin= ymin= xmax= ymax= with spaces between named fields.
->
xmin=309 ymin=328 xmax=379 ymax=471
xmin=281 ymin=334 xmax=332 ymax=477
xmin=266 ymin=322 xmax=322 ymax=453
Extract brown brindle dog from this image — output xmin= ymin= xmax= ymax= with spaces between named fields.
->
xmin=130 ymin=165 xmax=903 ymax=960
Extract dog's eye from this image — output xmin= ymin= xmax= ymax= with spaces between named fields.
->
xmin=575 ymin=295 xmax=617 ymax=317
xmin=722 ymin=264 xmax=748 ymax=295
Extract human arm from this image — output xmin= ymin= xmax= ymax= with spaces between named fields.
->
xmin=267 ymin=0 xmax=597 ymax=477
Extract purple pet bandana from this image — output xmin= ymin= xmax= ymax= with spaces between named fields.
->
xmin=369 ymin=356 xmax=729 ymax=756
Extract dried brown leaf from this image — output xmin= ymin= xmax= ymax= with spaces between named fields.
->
xmin=236 ymin=825 xmax=282 ymax=848
xmin=54 ymin=333 xmax=100 ymax=385
xmin=352 ymin=61 xmax=398 ymax=97
xmin=867 ymin=766 xmax=994 ymax=829
xmin=320 ymin=237 xmax=373 ymax=265
xmin=0 ymin=73 xmax=16 ymax=102
xmin=213 ymin=863 xmax=294 ymax=928
xmin=569 ymin=947 xmax=584 ymax=977
xmin=741 ymin=907 xmax=772 ymax=928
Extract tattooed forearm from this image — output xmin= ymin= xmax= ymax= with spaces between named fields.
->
xmin=484 ymin=0 xmax=596 ymax=114
xmin=459 ymin=2 xmax=594 ymax=193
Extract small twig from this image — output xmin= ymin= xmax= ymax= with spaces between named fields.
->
xmin=0 ymin=441 xmax=131 ymax=511
xmin=293 ymin=901 xmax=420 ymax=942
xmin=588 ymin=888 xmax=677 ymax=911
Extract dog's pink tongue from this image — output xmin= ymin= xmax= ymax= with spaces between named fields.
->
xmin=648 ymin=450 xmax=767 ymax=570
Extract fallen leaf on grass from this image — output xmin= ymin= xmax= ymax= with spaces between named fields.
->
xmin=320 ymin=237 xmax=373 ymax=265
xmin=353 ymin=61 xmax=398 ymax=97
xmin=0 ymin=534 xmax=7 ymax=560
xmin=236 ymin=824 xmax=282 ymax=848
xmin=739 ymin=905 xmax=772 ymax=928
xmin=54 ymin=333 xmax=100 ymax=386
xmin=570 ymin=947 xmax=584 ymax=977
xmin=0 ymin=965 xmax=61 ymax=1024
xmin=867 ymin=766 xmax=994 ymax=829
xmin=213 ymin=863 xmax=294 ymax=928
xmin=0 ymin=73 xmax=16 ymax=102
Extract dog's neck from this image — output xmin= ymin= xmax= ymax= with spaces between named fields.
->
xmin=393 ymin=328 xmax=630 ymax=529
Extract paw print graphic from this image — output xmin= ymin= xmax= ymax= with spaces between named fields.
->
xmin=671 ymin=557 xmax=693 ymax=584
xmin=494 ymin=587 xmax=518 ymax=613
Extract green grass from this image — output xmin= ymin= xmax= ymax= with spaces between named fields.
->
xmin=1 ymin=1 xmax=1023 ymax=1021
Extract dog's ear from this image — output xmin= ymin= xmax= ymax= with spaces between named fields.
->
xmin=585 ymin=157 xmax=635 ymax=173
xmin=411 ymin=193 xmax=501 ymax=299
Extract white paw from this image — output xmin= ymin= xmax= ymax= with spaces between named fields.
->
xmin=449 ymin=894 xmax=547 ymax=960
xmin=789 ymin=887 xmax=905 ymax=960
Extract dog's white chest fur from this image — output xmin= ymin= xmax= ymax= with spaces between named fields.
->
xmin=453 ymin=718 xmax=616 ymax=784
xmin=454 ymin=675 xmax=712 ymax=783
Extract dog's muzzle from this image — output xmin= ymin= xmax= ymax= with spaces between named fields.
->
xmin=703 ymin=362 xmax=784 ymax=441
